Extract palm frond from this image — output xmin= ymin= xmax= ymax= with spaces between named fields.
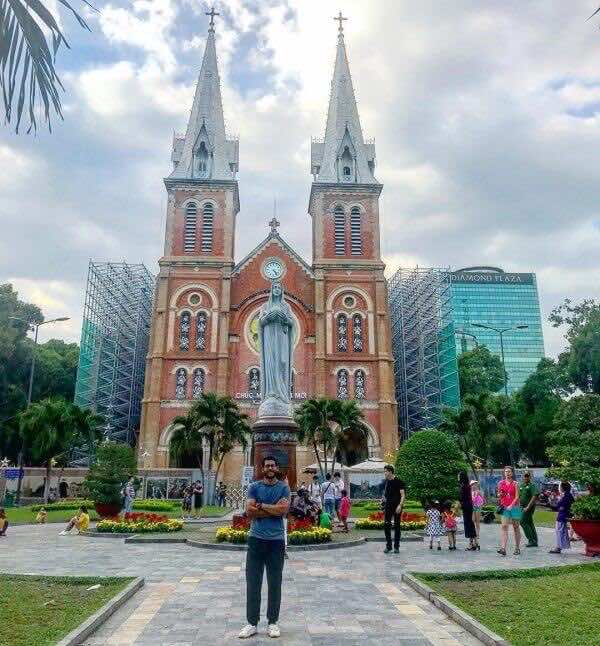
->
xmin=0 ymin=0 xmax=94 ymax=133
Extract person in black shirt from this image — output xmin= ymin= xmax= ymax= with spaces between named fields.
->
xmin=382 ymin=465 xmax=406 ymax=553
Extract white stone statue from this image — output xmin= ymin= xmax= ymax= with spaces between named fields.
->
xmin=257 ymin=281 xmax=295 ymax=419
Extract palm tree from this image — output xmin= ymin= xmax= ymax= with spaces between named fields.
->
xmin=18 ymin=396 xmax=78 ymax=502
xmin=1 ymin=0 xmax=93 ymax=132
xmin=295 ymin=398 xmax=338 ymax=476
xmin=170 ymin=413 xmax=205 ymax=471
xmin=330 ymin=399 xmax=370 ymax=467
xmin=213 ymin=408 xmax=251 ymax=490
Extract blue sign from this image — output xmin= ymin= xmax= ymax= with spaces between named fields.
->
xmin=4 ymin=468 xmax=23 ymax=480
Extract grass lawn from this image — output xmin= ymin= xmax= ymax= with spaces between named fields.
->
xmin=5 ymin=504 xmax=230 ymax=525
xmin=533 ymin=507 xmax=556 ymax=527
xmin=0 ymin=574 xmax=133 ymax=646
xmin=414 ymin=563 xmax=600 ymax=646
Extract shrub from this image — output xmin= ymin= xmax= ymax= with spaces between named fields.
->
xmin=85 ymin=442 xmax=137 ymax=506
xmin=216 ymin=527 xmax=248 ymax=543
xmin=288 ymin=528 xmax=331 ymax=545
xmin=572 ymin=495 xmax=600 ymax=521
xmin=30 ymin=499 xmax=94 ymax=512
xmin=355 ymin=518 xmax=426 ymax=530
xmin=395 ymin=430 xmax=467 ymax=505
xmin=132 ymin=499 xmax=177 ymax=512
xmin=97 ymin=512 xmax=183 ymax=534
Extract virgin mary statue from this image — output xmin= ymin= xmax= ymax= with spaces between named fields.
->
xmin=258 ymin=281 xmax=295 ymax=419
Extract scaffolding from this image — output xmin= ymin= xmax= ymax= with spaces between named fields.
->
xmin=388 ymin=267 xmax=460 ymax=440
xmin=74 ymin=261 xmax=154 ymax=450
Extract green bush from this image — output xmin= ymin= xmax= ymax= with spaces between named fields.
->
xmin=30 ymin=499 xmax=94 ymax=512
xmin=572 ymin=495 xmax=600 ymax=521
xmin=85 ymin=442 xmax=137 ymax=506
xmin=132 ymin=499 xmax=177 ymax=512
xmin=395 ymin=430 xmax=467 ymax=505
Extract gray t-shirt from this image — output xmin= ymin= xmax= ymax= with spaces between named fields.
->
xmin=322 ymin=480 xmax=336 ymax=500
xmin=247 ymin=480 xmax=290 ymax=541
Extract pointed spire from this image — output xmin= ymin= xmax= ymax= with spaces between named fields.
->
xmin=311 ymin=15 xmax=377 ymax=184
xmin=169 ymin=11 xmax=238 ymax=181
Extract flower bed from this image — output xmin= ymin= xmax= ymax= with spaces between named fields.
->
xmin=215 ymin=526 xmax=332 ymax=545
xmin=354 ymin=511 xmax=426 ymax=530
xmin=96 ymin=511 xmax=183 ymax=534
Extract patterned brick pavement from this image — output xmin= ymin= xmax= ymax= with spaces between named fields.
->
xmin=1 ymin=524 xmax=588 ymax=645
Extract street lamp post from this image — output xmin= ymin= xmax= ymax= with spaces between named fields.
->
xmin=455 ymin=329 xmax=478 ymax=352
xmin=8 ymin=316 xmax=70 ymax=504
xmin=471 ymin=323 xmax=528 ymax=396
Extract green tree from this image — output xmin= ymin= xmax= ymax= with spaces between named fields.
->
xmin=1 ymin=0 xmax=92 ymax=132
xmin=18 ymin=397 xmax=78 ymax=502
xmin=169 ymin=414 xmax=205 ymax=470
xmin=213 ymin=407 xmax=251 ymax=488
xmin=546 ymin=395 xmax=600 ymax=497
xmin=550 ymin=298 xmax=600 ymax=394
xmin=295 ymin=398 xmax=338 ymax=476
xmin=395 ymin=430 xmax=467 ymax=504
xmin=331 ymin=399 xmax=370 ymax=467
xmin=84 ymin=442 xmax=137 ymax=507
xmin=458 ymin=345 xmax=506 ymax=399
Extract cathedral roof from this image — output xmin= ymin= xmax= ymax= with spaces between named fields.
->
xmin=233 ymin=222 xmax=313 ymax=278
xmin=168 ymin=16 xmax=238 ymax=181
xmin=311 ymin=17 xmax=377 ymax=185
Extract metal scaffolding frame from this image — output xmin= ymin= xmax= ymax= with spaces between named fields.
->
xmin=74 ymin=261 xmax=154 ymax=449
xmin=388 ymin=267 xmax=460 ymax=440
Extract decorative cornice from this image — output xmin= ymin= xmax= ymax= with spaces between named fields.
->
xmin=164 ymin=178 xmax=239 ymax=212
xmin=308 ymin=182 xmax=382 ymax=212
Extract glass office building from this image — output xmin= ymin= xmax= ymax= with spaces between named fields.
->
xmin=449 ymin=267 xmax=545 ymax=394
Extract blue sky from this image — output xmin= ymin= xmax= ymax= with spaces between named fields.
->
xmin=1 ymin=0 xmax=599 ymax=358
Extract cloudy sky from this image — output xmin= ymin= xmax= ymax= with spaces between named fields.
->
xmin=1 ymin=0 xmax=599 ymax=356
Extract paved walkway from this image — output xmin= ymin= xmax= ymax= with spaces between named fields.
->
xmin=2 ymin=524 xmax=589 ymax=645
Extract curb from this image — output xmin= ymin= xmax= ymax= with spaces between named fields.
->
xmin=186 ymin=537 xmax=367 ymax=552
xmin=364 ymin=533 xmax=422 ymax=543
xmin=125 ymin=536 xmax=187 ymax=544
xmin=402 ymin=574 xmax=510 ymax=646
xmin=80 ymin=531 xmax=135 ymax=539
xmin=56 ymin=577 xmax=144 ymax=646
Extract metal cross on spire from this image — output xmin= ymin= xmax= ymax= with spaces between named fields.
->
xmin=334 ymin=11 xmax=348 ymax=35
xmin=269 ymin=217 xmax=280 ymax=234
xmin=205 ymin=6 xmax=220 ymax=30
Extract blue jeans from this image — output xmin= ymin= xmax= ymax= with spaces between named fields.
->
xmin=123 ymin=497 xmax=134 ymax=513
xmin=324 ymin=499 xmax=335 ymax=516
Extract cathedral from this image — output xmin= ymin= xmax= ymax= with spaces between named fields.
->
xmin=138 ymin=13 xmax=398 ymax=483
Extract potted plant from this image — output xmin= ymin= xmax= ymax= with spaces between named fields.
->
xmin=84 ymin=442 xmax=137 ymax=518
xmin=546 ymin=398 xmax=600 ymax=557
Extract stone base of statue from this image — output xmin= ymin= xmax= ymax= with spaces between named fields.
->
xmin=252 ymin=415 xmax=298 ymax=491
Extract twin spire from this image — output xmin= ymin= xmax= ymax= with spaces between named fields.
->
xmin=170 ymin=10 xmax=376 ymax=186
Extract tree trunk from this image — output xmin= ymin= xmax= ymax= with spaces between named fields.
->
xmin=313 ymin=441 xmax=324 ymax=478
xmin=43 ymin=462 xmax=52 ymax=504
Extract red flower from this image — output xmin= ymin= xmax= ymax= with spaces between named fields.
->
xmin=368 ymin=511 xmax=384 ymax=521
xmin=288 ymin=517 xmax=314 ymax=533
xmin=232 ymin=515 xmax=250 ymax=530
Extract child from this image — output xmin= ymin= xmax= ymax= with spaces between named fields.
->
xmin=0 ymin=508 xmax=8 ymax=537
xmin=338 ymin=489 xmax=351 ymax=533
xmin=549 ymin=481 xmax=575 ymax=554
xmin=442 ymin=502 xmax=457 ymax=550
xmin=36 ymin=507 xmax=48 ymax=524
xmin=318 ymin=508 xmax=332 ymax=530
xmin=424 ymin=501 xmax=445 ymax=550
xmin=60 ymin=506 xmax=90 ymax=535
xmin=182 ymin=486 xmax=192 ymax=519
xmin=471 ymin=480 xmax=485 ymax=543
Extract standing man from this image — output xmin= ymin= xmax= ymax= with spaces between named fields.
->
xmin=239 ymin=456 xmax=290 ymax=640
xmin=321 ymin=473 xmax=336 ymax=518
xmin=307 ymin=475 xmax=322 ymax=510
xmin=520 ymin=472 xmax=539 ymax=548
xmin=382 ymin=465 xmax=405 ymax=554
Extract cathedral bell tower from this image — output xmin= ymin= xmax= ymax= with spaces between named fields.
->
xmin=138 ymin=9 xmax=239 ymax=467
xmin=309 ymin=14 xmax=398 ymax=457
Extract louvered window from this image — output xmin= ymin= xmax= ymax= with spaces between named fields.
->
xmin=184 ymin=203 xmax=197 ymax=252
xmin=354 ymin=369 xmax=366 ymax=400
xmin=201 ymin=203 xmax=214 ymax=252
xmin=192 ymin=368 xmax=205 ymax=399
xmin=334 ymin=205 xmax=346 ymax=255
xmin=337 ymin=369 xmax=349 ymax=400
xmin=350 ymin=206 xmax=362 ymax=255
xmin=175 ymin=368 xmax=187 ymax=400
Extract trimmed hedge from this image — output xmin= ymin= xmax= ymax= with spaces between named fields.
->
xmin=30 ymin=499 xmax=94 ymax=512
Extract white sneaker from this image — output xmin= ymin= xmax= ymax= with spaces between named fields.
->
xmin=238 ymin=624 xmax=257 ymax=639
xmin=59 ymin=530 xmax=68 ymax=536
xmin=267 ymin=624 xmax=281 ymax=638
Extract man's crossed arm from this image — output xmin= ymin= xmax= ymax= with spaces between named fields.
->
xmin=246 ymin=497 xmax=289 ymax=519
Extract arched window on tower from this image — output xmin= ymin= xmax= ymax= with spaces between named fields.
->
xmin=179 ymin=312 xmax=191 ymax=351
xmin=352 ymin=313 xmax=364 ymax=352
xmin=192 ymin=368 xmax=205 ymax=399
xmin=337 ymin=369 xmax=349 ymax=400
xmin=337 ymin=313 xmax=348 ymax=352
xmin=350 ymin=206 xmax=362 ymax=255
xmin=354 ymin=369 xmax=366 ymax=400
xmin=196 ymin=141 xmax=209 ymax=177
xmin=248 ymin=368 xmax=260 ymax=400
xmin=184 ymin=203 xmax=197 ymax=252
xmin=201 ymin=203 xmax=214 ymax=253
xmin=340 ymin=146 xmax=353 ymax=182
xmin=196 ymin=312 xmax=207 ymax=351
xmin=175 ymin=368 xmax=187 ymax=400
xmin=334 ymin=205 xmax=346 ymax=255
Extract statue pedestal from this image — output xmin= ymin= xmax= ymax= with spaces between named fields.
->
xmin=252 ymin=417 xmax=298 ymax=491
